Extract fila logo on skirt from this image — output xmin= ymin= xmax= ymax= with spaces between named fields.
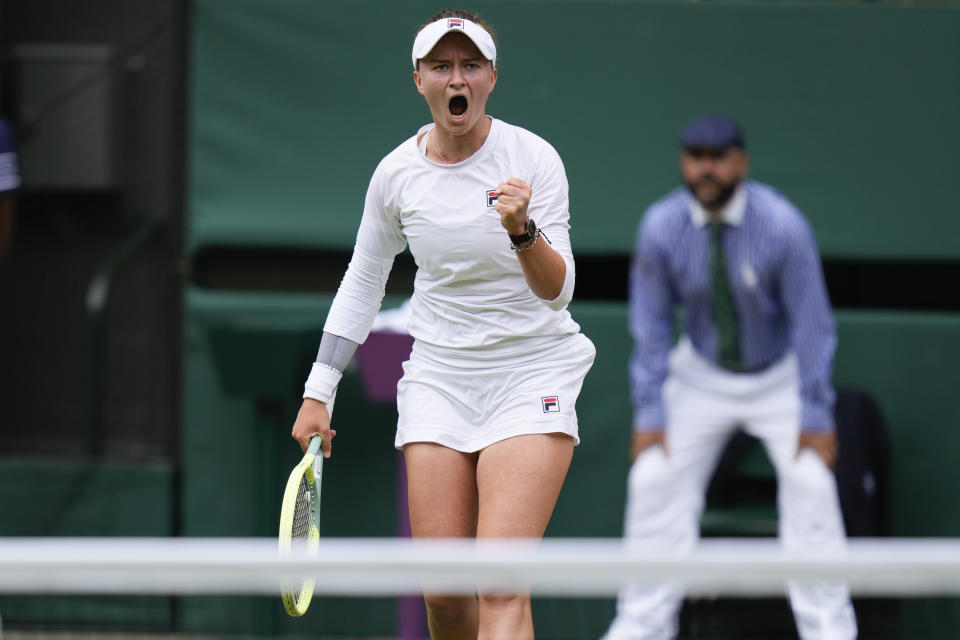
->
xmin=542 ymin=396 xmax=560 ymax=413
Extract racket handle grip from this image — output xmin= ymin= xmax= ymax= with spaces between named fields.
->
xmin=307 ymin=436 xmax=323 ymax=456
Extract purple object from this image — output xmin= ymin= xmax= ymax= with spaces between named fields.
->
xmin=355 ymin=331 xmax=426 ymax=639
xmin=355 ymin=331 xmax=415 ymax=403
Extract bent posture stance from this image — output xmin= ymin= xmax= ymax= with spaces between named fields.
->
xmin=603 ymin=115 xmax=857 ymax=640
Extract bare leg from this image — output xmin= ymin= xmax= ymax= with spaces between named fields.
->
xmin=404 ymin=443 xmax=480 ymax=640
xmin=475 ymin=433 xmax=574 ymax=640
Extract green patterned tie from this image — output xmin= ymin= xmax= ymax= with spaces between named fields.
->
xmin=709 ymin=221 xmax=741 ymax=369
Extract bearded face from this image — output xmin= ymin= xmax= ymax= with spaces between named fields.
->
xmin=680 ymin=147 xmax=748 ymax=212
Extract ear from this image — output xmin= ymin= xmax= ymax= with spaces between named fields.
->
xmin=738 ymin=150 xmax=751 ymax=177
xmin=489 ymin=65 xmax=498 ymax=91
xmin=413 ymin=69 xmax=424 ymax=96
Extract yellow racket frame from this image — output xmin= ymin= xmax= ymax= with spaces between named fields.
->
xmin=279 ymin=436 xmax=323 ymax=616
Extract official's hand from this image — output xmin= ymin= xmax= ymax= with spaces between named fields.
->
xmin=796 ymin=429 xmax=837 ymax=469
xmin=495 ymin=177 xmax=532 ymax=235
xmin=631 ymin=429 xmax=666 ymax=462
xmin=291 ymin=398 xmax=337 ymax=458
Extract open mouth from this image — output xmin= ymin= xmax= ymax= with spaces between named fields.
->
xmin=449 ymin=96 xmax=468 ymax=116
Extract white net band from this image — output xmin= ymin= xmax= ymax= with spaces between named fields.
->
xmin=2 ymin=537 xmax=960 ymax=597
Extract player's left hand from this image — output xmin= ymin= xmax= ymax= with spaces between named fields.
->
xmin=796 ymin=429 xmax=838 ymax=469
xmin=495 ymin=177 xmax=532 ymax=235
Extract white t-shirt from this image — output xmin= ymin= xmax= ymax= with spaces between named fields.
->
xmin=323 ymin=117 xmax=580 ymax=352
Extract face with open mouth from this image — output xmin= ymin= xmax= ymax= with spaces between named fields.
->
xmin=414 ymin=32 xmax=497 ymax=150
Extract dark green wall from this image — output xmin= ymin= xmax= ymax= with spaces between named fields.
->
xmin=0 ymin=462 xmax=175 ymax=630
xmin=181 ymin=289 xmax=402 ymax=636
xmin=189 ymin=0 xmax=960 ymax=258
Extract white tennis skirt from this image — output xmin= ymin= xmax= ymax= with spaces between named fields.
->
xmin=395 ymin=332 xmax=596 ymax=452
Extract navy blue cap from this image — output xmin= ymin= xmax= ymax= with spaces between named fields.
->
xmin=679 ymin=115 xmax=745 ymax=151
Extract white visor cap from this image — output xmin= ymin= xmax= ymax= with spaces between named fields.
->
xmin=411 ymin=17 xmax=496 ymax=69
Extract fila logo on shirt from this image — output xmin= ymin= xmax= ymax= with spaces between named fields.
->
xmin=486 ymin=190 xmax=499 ymax=207
xmin=542 ymin=396 xmax=560 ymax=413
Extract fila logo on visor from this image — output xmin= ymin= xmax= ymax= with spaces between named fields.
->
xmin=448 ymin=18 xmax=464 ymax=28
xmin=486 ymin=190 xmax=499 ymax=207
xmin=542 ymin=396 xmax=560 ymax=413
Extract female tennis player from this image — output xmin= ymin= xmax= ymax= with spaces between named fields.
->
xmin=291 ymin=9 xmax=595 ymax=638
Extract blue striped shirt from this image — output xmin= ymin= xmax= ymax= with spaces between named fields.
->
xmin=629 ymin=179 xmax=836 ymax=431
xmin=0 ymin=117 xmax=20 ymax=193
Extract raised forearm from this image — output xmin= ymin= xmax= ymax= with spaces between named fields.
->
xmin=515 ymin=236 xmax=566 ymax=300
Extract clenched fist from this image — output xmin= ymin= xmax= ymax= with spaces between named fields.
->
xmin=495 ymin=177 xmax=532 ymax=235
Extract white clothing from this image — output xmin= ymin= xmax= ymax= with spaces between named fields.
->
xmin=603 ymin=339 xmax=857 ymax=640
xmin=396 ymin=332 xmax=595 ymax=452
xmin=323 ymin=117 xmax=579 ymax=349
xmin=317 ymin=117 xmax=593 ymax=450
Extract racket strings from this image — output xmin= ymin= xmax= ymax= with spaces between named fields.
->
xmin=289 ymin=473 xmax=314 ymax=602
xmin=292 ymin=475 xmax=313 ymax=540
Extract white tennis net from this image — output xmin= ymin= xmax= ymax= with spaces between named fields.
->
xmin=2 ymin=537 xmax=960 ymax=598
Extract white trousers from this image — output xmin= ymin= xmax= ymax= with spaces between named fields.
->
xmin=602 ymin=340 xmax=857 ymax=640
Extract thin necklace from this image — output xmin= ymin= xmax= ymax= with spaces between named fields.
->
xmin=429 ymin=117 xmax=491 ymax=165
xmin=430 ymin=130 xmax=452 ymax=164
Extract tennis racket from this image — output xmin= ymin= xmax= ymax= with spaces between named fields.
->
xmin=279 ymin=435 xmax=324 ymax=616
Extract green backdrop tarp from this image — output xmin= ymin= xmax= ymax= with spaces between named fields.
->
xmin=189 ymin=0 xmax=960 ymax=258
xmin=0 ymin=462 xmax=175 ymax=630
